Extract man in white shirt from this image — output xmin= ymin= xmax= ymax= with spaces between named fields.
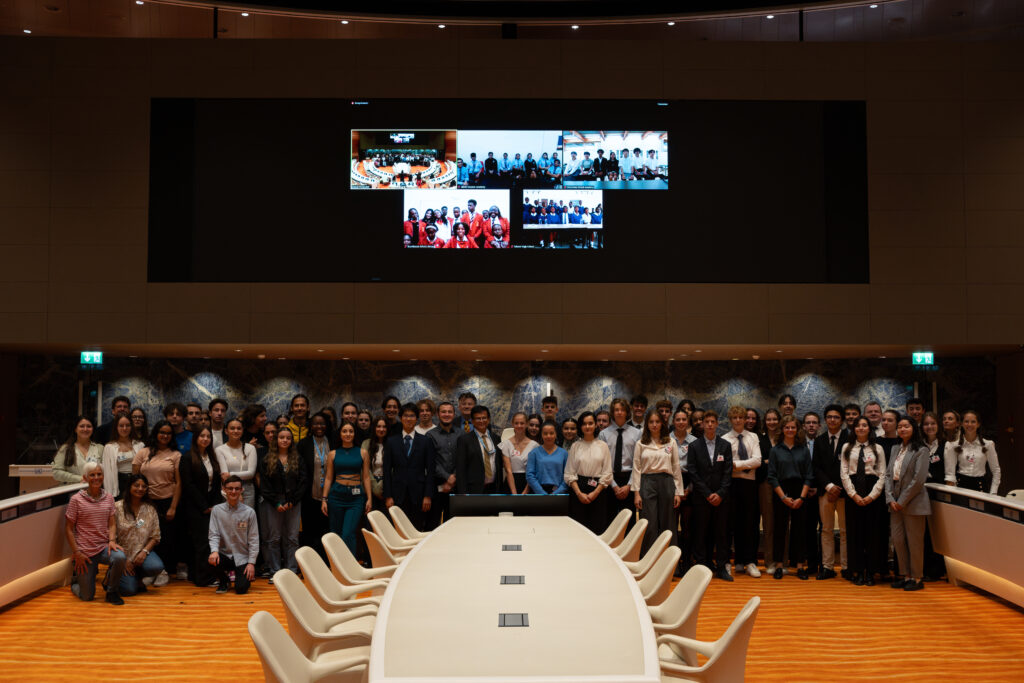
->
xmin=723 ymin=405 xmax=761 ymax=577
xmin=864 ymin=402 xmax=884 ymax=437
xmin=208 ymin=399 xmax=228 ymax=449
xmin=599 ymin=398 xmax=640 ymax=531
xmin=813 ymin=404 xmax=849 ymax=580
xmin=629 ymin=395 xmax=647 ymax=431
xmin=802 ymin=411 xmax=822 ymax=575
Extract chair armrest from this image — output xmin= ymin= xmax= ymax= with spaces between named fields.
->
xmin=341 ymin=580 xmax=390 ymax=598
xmin=324 ymin=605 xmax=378 ymax=628
xmin=658 ymin=634 xmax=715 ymax=658
xmin=310 ymin=654 xmax=369 ymax=678
xmin=327 ymin=596 xmax=381 ymax=611
xmin=362 ymin=565 xmax=396 ymax=578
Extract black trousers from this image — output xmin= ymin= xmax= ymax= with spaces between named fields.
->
xmin=729 ymin=478 xmax=759 ymax=566
xmin=397 ymin=494 xmax=425 ymax=531
xmin=923 ymin=517 xmax=946 ymax=578
xmin=213 ymin=553 xmax=251 ymax=594
xmin=804 ymin=494 xmax=822 ymax=572
xmin=846 ymin=476 xmax=887 ymax=575
xmin=772 ymin=480 xmax=807 ymax=564
xmin=609 ymin=471 xmax=637 ymax=534
xmin=692 ymin=497 xmax=729 ymax=570
xmin=300 ymin=495 xmax=329 ymax=561
xmin=151 ymin=497 xmax=179 ymax=574
xmin=187 ymin=510 xmax=214 ymax=586
xmin=428 ymin=484 xmax=450 ymax=530
xmin=569 ymin=477 xmax=609 ymax=535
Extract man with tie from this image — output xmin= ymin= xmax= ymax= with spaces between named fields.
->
xmin=802 ymin=411 xmax=822 ymax=575
xmin=723 ymin=405 xmax=761 ymax=578
xmin=689 ymin=410 xmax=734 ymax=581
xmin=382 ymin=403 xmax=437 ymax=531
xmin=813 ymin=404 xmax=850 ymax=579
xmin=455 ymin=406 xmax=504 ymax=494
xmin=453 ymin=392 xmax=477 ymax=434
xmin=598 ymin=398 xmax=641 ymax=529
xmin=497 ymin=152 xmax=512 ymax=178
xmin=629 ymin=395 xmax=648 ymax=431
xmin=467 ymin=153 xmax=484 ymax=184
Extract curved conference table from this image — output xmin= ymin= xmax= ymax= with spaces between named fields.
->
xmin=368 ymin=515 xmax=660 ymax=683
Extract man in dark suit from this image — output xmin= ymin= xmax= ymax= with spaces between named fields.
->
xmin=455 ymin=405 xmax=504 ymax=495
xmin=813 ymin=403 xmax=850 ymax=580
xmin=383 ymin=403 xmax=437 ymax=531
xmin=689 ymin=410 xmax=734 ymax=581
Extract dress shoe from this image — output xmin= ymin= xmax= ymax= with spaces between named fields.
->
xmin=822 ymin=568 xmax=836 ymax=579
xmin=864 ymin=576 xmax=875 ymax=586
xmin=797 ymin=568 xmax=809 ymax=580
xmin=904 ymin=580 xmax=924 ymax=592
xmin=841 ymin=568 xmax=852 ymax=580
xmin=718 ymin=568 xmax=734 ymax=582
xmin=773 ymin=566 xmax=784 ymax=580
xmin=891 ymin=578 xmax=907 ymax=589
xmin=105 ymin=591 xmax=124 ymax=606
xmin=854 ymin=574 xmax=865 ymax=586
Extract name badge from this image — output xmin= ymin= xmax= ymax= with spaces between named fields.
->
xmin=135 ymin=518 xmax=145 ymax=529
xmin=351 ymin=487 xmax=362 ymax=495
xmin=664 ymin=446 xmax=672 ymax=454
xmin=238 ymin=521 xmax=247 ymax=529
xmin=587 ymin=478 xmax=598 ymax=487
xmin=716 ymin=455 xmax=725 ymax=462
xmin=930 ymin=454 xmax=940 ymax=463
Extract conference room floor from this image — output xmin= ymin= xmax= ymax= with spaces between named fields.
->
xmin=2 ymin=572 xmax=1022 ymax=682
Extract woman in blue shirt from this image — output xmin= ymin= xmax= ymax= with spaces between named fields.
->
xmin=526 ymin=421 xmax=569 ymax=494
xmin=767 ymin=415 xmax=815 ymax=580
xmin=320 ymin=422 xmax=372 ymax=555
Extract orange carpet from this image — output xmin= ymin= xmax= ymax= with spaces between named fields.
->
xmin=1 ymin=573 xmax=1023 ymax=681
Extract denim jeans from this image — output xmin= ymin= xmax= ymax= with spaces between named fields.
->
xmin=118 ymin=551 xmax=166 ymax=596
xmin=73 ymin=548 xmax=127 ymax=601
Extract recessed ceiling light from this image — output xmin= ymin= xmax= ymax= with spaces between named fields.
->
xmin=234 ymin=349 xmax=242 ymax=352
xmin=438 ymin=24 xmax=445 ymax=29
xmin=694 ymin=349 xmax=702 ymax=353
xmin=128 ymin=355 xmax=138 ymax=358
xmin=600 ymin=359 xmax=609 ymax=362
xmin=571 ymin=25 xmax=579 ymax=30
xmin=23 ymin=29 xmax=31 ymax=33
xmin=775 ymin=350 xmax=783 ymax=353
xmin=278 ymin=357 xmax=286 ymax=360
xmin=392 ymin=349 xmax=400 ymax=352
xmin=341 ymin=20 xmax=349 ymax=24
xmin=342 ymin=356 xmax=350 ymax=360
xmin=680 ymin=354 xmax=688 ymax=357
xmin=135 ymin=1 xmax=144 ymax=4
xmin=409 ymin=358 xmax=417 ymax=361
xmin=257 ymin=354 xmax=266 ymax=359
xmin=879 ymin=355 xmax=886 ymax=359
xmin=541 ymin=349 xmax=548 ymax=353
xmin=471 ymin=349 xmax=478 ymax=352
xmin=316 ymin=349 xmax=324 ymax=352
xmin=766 ymin=14 xmax=775 ymax=19
xmin=667 ymin=21 xmax=675 ymax=26
xmin=618 ymin=349 xmax=627 ymax=353
xmin=870 ymin=4 xmax=879 ymax=8
xmin=241 ymin=12 xmax=249 ymax=16
xmin=203 ymin=356 xmax=211 ymax=360
xmin=668 ymin=357 xmax=675 ymax=361
xmin=752 ymin=355 xmax=760 ymax=360
xmin=732 ymin=358 xmax=739 ymax=361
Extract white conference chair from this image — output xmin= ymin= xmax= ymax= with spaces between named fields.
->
xmin=625 ymin=530 xmax=673 ymax=580
xmin=658 ymin=596 xmax=760 ymax=682
xmin=248 ymin=611 xmax=370 ymax=683
xmin=367 ymin=510 xmax=418 ymax=553
xmin=599 ymin=508 xmax=632 ymax=547
xmin=322 ymin=533 xmax=396 ymax=588
xmin=295 ymin=547 xmax=385 ymax=613
xmin=648 ymin=565 xmax=714 ymax=667
xmin=388 ymin=505 xmax=429 ymax=541
xmin=273 ymin=569 xmax=377 ymax=660
xmin=637 ymin=545 xmax=680 ymax=606
xmin=613 ymin=519 xmax=648 ymax=563
xmin=362 ymin=529 xmax=407 ymax=568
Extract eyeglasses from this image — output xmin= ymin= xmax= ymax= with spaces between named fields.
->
xmin=225 ymin=487 xmax=242 ymax=492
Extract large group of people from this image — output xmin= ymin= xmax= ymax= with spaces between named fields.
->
xmin=458 ymin=151 xmax=562 ymax=187
xmin=403 ymin=202 xmax=511 ymax=249
xmin=60 ymin=389 xmax=1000 ymax=604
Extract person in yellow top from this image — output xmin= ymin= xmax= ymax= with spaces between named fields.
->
xmin=52 ymin=416 xmax=105 ymax=484
xmin=285 ymin=393 xmax=311 ymax=442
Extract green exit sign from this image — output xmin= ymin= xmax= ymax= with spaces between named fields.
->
xmin=80 ymin=351 xmax=103 ymax=365
xmin=912 ymin=352 xmax=934 ymax=366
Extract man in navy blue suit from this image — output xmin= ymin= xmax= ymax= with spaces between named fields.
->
xmin=383 ymin=403 xmax=437 ymax=531
xmin=689 ymin=410 xmax=734 ymax=581
xmin=455 ymin=405 xmax=504 ymax=494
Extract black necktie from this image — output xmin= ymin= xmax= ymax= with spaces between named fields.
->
xmin=614 ymin=427 xmax=624 ymax=473
xmin=737 ymin=434 xmax=747 ymax=461
xmin=404 ymin=435 xmax=412 ymax=458
xmin=830 ymin=435 xmax=837 ymax=457
xmin=856 ymin=444 xmax=866 ymax=476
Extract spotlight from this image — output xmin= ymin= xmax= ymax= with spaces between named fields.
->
xmin=23 ymin=28 xmax=31 ymax=33
xmin=571 ymin=25 xmax=580 ymax=30
xmin=135 ymin=1 xmax=144 ymax=5
xmin=241 ymin=12 xmax=249 ymax=16
xmin=766 ymin=14 xmax=775 ymax=19
xmin=870 ymin=4 xmax=879 ymax=7
xmin=667 ymin=21 xmax=675 ymax=26
xmin=438 ymin=24 xmax=445 ymax=29
xmin=341 ymin=20 xmax=349 ymax=24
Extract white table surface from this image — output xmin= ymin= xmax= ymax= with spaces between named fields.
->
xmin=368 ymin=515 xmax=659 ymax=683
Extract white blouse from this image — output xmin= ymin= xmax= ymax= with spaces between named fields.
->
xmin=630 ymin=440 xmax=684 ymax=495
xmin=214 ymin=442 xmax=257 ymax=483
xmin=499 ymin=438 xmax=538 ymax=474
xmin=944 ymin=438 xmax=1000 ymax=494
xmin=563 ymin=439 xmax=612 ymax=487
xmin=839 ymin=441 xmax=886 ymax=500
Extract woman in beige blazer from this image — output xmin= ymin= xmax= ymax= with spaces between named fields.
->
xmin=885 ymin=416 xmax=932 ymax=592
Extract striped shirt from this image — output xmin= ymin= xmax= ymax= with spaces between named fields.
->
xmin=65 ymin=490 xmax=116 ymax=556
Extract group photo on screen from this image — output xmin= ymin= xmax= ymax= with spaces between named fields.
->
xmin=561 ymin=131 xmax=668 ymax=189
xmin=456 ymin=130 xmax=563 ymax=190
xmin=351 ymin=129 xmax=457 ymax=189
xmin=403 ymin=189 xmax=511 ymax=249
xmin=521 ymin=189 xmax=603 ymax=250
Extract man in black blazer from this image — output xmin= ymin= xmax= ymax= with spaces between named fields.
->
xmin=455 ymin=405 xmax=504 ymax=495
xmin=383 ymin=403 xmax=437 ymax=531
xmin=813 ymin=404 xmax=850 ymax=580
xmin=689 ymin=410 xmax=734 ymax=581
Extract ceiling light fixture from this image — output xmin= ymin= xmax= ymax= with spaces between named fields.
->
xmin=667 ymin=21 xmax=675 ymax=26
xmin=317 ymin=349 xmax=324 ymax=352
xmin=618 ymin=349 xmax=627 ymax=353
xmin=135 ymin=1 xmax=144 ymax=4
xmin=766 ymin=14 xmax=775 ymax=19
xmin=257 ymin=354 xmax=266 ymax=359
xmin=571 ymin=25 xmax=579 ymax=30
xmin=869 ymin=4 xmax=879 ymax=8
xmin=438 ymin=24 xmax=445 ymax=29
xmin=241 ymin=12 xmax=249 ymax=16
xmin=341 ymin=20 xmax=349 ymax=24
xmin=23 ymin=29 xmax=31 ymax=33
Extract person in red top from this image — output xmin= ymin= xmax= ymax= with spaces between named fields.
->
xmin=485 ymin=222 xmax=510 ymax=249
xmin=403 ymin=208 xmax=424 ymax=243
xmin=445 ymin=222 xmax=478 ymax=249
xmin=419 ymin=224 xmax=446 ymax=248
xmin=65 ymin=461 xmax=128 ymax=604
xmin=481 ymin=205 xmax=510 ymax=246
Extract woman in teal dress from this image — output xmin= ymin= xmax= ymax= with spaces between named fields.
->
xmin=321 ymin=422 xmax=372 ymax=554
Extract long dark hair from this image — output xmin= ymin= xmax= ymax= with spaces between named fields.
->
xmin=189 ymin=426 xmax=219 ymax=474
xmin=62 ymin=415 xmax=95 ymax=467
xmin=130 ymin=408 xmax=148 ymax=442
xmin=145 ymin=420 xmax=173 ymax=458
xmin=842 ymin=416 xmax=879 ymax=463
xmin=121 ymin=473 xmax=152 ymax=521
xmin=896 ymin=416 xmax=925 ymax=452
xmin=955 ymin=410 xmax=987 ymax=454
xmin=107 ymin=414 xmax=133 ymax=446
xmin=366 ymin=416 xmax=388 ymax=452
xmin=641 ymin=410 xmax=670 ymax=446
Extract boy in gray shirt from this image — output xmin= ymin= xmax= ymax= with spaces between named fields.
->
xmin=208 ymin=475 xmax=259 ymax=594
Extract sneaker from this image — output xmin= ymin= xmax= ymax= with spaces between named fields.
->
xmin=267 ymin=576 xmax=274 ymax=585
xmin=105 ymin=591 xmax=125 ymax=606
xmin=153 ymin=570 xmax=170 ymax=587
xmin=70 ymin=583 xmax=81 ymax=598
xmin=745 ymin=563 xmax=761 ymax=578
xmin=141 ymin=576 xmax=155 ymax=587
xmin=176 ymin=565 xmax=189 ymax=581
xmin=207 ymin=578 xmax=220 ymax=587
xmin=215 ymin=582 xmax=229 ymax=594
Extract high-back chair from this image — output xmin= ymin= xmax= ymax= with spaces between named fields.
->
xmin=388 ymin=505 xmax=429 ymax=540
xmin=367 ymin=510 xmax=418 ymax=553
xmin=648 ymin=565 xmax=714 ymax=667
xmin=322 ymin=533 xmax=396 ymax=588
xmin=625 ymin=530 xmax=673 ymax=579
xmin=613 ymin=519 xmax=648 ymax=563
xmin=636 ymin=545 xmax=681 ymax=606
xmin=362 ymin=528 xmax=406 ymax=569
xmin=295 ymin=546 xmax=385 ymax=613
xmin=273 ymin=569 xmax=377 ymax=659
xmin=248 ymin=611 xmax=370 ymax=683
xmin=658 ymin=596 xmax=760 ymax=682
xmin=599 ymin=508 xmax=632 ymax=547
